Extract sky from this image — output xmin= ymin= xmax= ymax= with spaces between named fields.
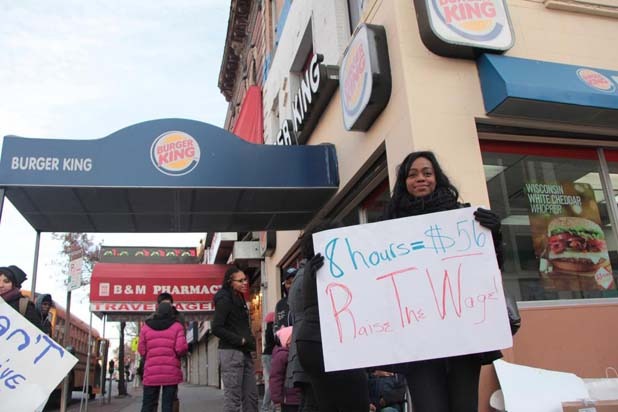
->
xmin=0 ymin=1 xmax=230 ymax=349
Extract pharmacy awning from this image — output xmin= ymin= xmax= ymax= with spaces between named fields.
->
xmin=0 ymin=118 xmax=339 ymax=233
xmin=89 ymin=263 xmax=228 ymax=320
xmin=477 ymin=54 xmax=618 ymax=129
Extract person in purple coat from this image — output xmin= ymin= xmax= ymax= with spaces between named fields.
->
xmin=270 ymin=326 xmax=300 ymax=412
xmin=138 ymin=302 xmax=188 ymax=412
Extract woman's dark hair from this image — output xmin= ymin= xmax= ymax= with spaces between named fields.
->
xmin=391 ymin=150 xmax=459 ymax=202
xmin=221 ymin=266 xmax=242 ymax=290
xmin=155 ymin=302 xmax=173 ymax=318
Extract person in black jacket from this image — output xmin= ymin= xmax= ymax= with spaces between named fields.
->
xmin=382 ymin=150 xmax=504 ymax=412
xmin=273 ymin=267 xmax=297 ymax=335
xmin=212 ymin=266 xmax=258 ymax=412
xmin=295 ymin=222 xmax=370 ymax=412
xmin=35 ymin=293 xmax=53 ymax=336
xmin=0 ymin=265 xmax=42 ymax=330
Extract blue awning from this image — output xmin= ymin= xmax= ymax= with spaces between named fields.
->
xmin=477 ymin=54 xmax=618 ymax=128
xmin=0 ymin=119 xmax=339 ymax=232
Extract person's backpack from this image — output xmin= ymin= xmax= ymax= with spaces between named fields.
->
xmin=19 ymin=297 xmax=29 ymax=316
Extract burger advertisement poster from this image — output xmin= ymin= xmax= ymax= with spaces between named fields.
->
xmin=525 ymin=181 xmax=615 ymax=291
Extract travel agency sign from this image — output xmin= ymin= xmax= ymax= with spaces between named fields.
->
xmin=414 ymin=0 xmax=515 ymax=58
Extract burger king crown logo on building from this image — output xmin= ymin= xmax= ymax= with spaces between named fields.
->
xmin=428 ymin=0 xmax=513 ymax=47
xmin=150 ymin=131 xmax=201 ymax=176
xmin=576 ymin=68 xmax=616 ymax=93
xmin=341 ymin=35 xmax=370 ymax=120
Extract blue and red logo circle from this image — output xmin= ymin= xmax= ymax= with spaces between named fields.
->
xmin=150 ymin=131 xmax=200 ymax=176
xmin=577 ymin=68 xmax=616 ymax=93
xmin=341 ymin=39 xmax=369 ymax=118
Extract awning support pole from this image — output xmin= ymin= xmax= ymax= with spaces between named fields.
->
xmin=80 ymin=311 xmax=94 ymax=412
xmin=99 ymin=315 xmax=107 ymax=404
xmin=0 ymin=187 xmax=5 ymax=224
xmin=31 ymin=230 xmax=41 ymax=299
xmin=59 ymin=290 xmax=72 ymax=412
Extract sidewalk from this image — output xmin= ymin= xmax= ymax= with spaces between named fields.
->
xmin=65 ymin=383 xmax=224 ymax=412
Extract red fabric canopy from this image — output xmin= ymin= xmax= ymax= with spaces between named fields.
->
xmin=89 ymin=263 xmax=229 ymax=315
xmin=232 ymin=85 xmax=264 ymax=144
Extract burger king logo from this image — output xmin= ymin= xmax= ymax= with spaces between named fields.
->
xmin=150 ymin=131 xmax=200 ymax=176
xmin=342 ymin=40 xmax=369 ymax=119
xmin=576 ymin=68 xmax=616 ymax=93
xmin=431 ymin=0 xmax=507 ymax=41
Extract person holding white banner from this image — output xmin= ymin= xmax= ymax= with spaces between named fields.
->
xmin=296 ymin=222 xmax=371 ymax=412
xmin=0 ymin=265 xmax=42 ymax=329
xmin=382 ymin=151 xmax=505 ymax=412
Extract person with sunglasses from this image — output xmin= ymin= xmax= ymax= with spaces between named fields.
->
xmin=212 ymin=266 xmax=258 ymax=412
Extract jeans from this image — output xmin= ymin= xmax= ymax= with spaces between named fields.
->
xmin=141 ymin=385 xmax=176 ymax=412
xmin=261 ymin=354 xmax=273 ymax=412
xmin=219 ymin=349 xmax=258 ymax=412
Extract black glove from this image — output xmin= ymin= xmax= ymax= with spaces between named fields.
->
xmin=307 ymin=253 xmax=324 ymax=274
xmin=474 ymin=207 xmax=504 ymax=269
xmin=474 ymin=207 xmax=501 ymax=237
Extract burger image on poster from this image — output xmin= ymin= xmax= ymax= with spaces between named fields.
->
xmin=547 ymin=217 xmax=609 ymax=274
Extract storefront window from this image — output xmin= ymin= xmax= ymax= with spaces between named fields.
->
xmin=481 ymin=141 xmax=618 ymax=302
xmin=341 ymin=180 xmax=390 ymax=225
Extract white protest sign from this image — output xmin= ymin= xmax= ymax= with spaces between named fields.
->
xmin=0 ymin=298 xmax=78 ymax=411
xmin=313 ymin=207 xmax=513 ymax=372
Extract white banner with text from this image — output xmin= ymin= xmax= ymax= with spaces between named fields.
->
xmin=0 ymin=298 xmax=78 ymax=411
xmin=313 ymin=207 xmax=513 ymax=371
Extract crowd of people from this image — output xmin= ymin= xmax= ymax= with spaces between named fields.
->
xmin=211 ymin=150 xmax=511 ymax=412
xmin=1 ymin=150 xmax=510 ymax=412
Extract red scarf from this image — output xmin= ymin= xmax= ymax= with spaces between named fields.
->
xmin=1 ymin=287 xmax=21 ymax=302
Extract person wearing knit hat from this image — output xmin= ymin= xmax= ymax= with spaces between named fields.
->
xmin=273 ymin=267 xmax=297 ymax=335
xmin=0 ymin=265 xmax=42 ymax=329
xmin=270 ymin=326 xmax=300 ymax=412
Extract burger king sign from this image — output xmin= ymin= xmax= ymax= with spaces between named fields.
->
xmin=151 ymin=131 xmax=201 ymax=176
xmin=414 ymin=0 xmax=514 ymax=58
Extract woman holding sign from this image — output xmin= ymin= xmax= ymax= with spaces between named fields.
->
xmin=383 ymin=151 xmax=503 ymax=412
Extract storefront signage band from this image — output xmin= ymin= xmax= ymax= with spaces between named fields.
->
xmin=90 ymin=302 xmax=214 ymax=312
xmin=276 ymin=54 xmax=339 ymax=146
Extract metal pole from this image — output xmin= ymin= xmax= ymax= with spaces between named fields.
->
xmin=99 ymin=315 xmax=107 ymax=404
xmin=59 ymin=290 xmax=72 ymax=412
xmin=30 ymin=231 xmax=41 ymax=299
xmin=0 ymin=188 xmax=5 ymax=224
xmin=108 ymin=326 xmax=112 ymax=405
xmin=80 ymin=311 xmax=93 ymax=412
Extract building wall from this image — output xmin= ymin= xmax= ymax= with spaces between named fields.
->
xmin=262 ymin=0 xmax=352 ymax=145
xmin=198 ymin=339 xmax=208 ymax=385
xmin=207 ymin=335 xmax=220 ymax=387
xmin=260 ymin=0 xmax=618 ymax=410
